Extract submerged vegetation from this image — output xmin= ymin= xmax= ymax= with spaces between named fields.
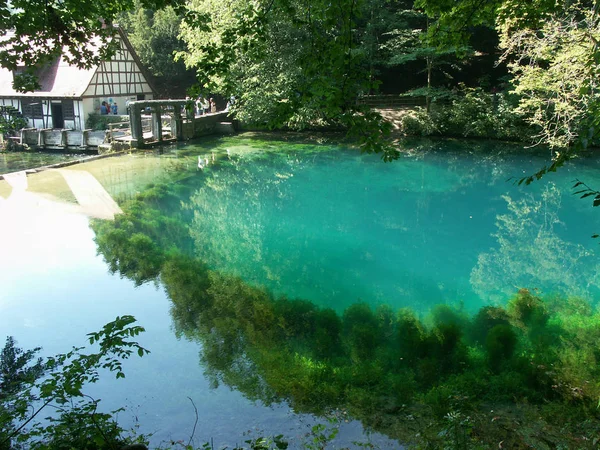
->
xmin=88 ymin=173 xmax=600 ymax=448
xmin=1 ymin=0 xmax=599 ymax=447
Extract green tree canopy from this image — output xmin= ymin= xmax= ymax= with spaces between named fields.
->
xmin=0 ymin=0 xmax=178 ymax=91
xmin=178 ymin=0 xmax=397 ymax=159
xmin=119 ymin=2 xmax=196 ymax=97
xmin=417 ymin=0 xmax=600 ymax=148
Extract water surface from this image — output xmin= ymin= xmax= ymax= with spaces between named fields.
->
xmin=177 ymin=137 xmax=600 ymax=312
xmin=0 ymin=151 xmax=85 ymax=175
xmin=1 ymin=134 xmax=599 ymax=447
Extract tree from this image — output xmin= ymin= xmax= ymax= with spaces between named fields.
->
xmin=0 ymin=316 xmax=149 ymax=449
xmin=498 ymin=2 xmax=600 ymax=149
xmin=178 ymin=0 xmax=397 ymax=160
xmin=0 ymin=0 xmax=177 ymax=92
xmin=415 ymin=0 xmax=600 ymax=180
xmin=120 ymin=3 xmax=196 ymax=97
xmin=382 ymin=8 xmax=471 ymax=112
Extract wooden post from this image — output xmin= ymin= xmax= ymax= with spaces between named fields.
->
xmin=130 ymin=104 xmax=144 ymax=148
xmin=152 ymin=106 xmax=162 ymax=142
xmin=172 ymin=108 xmax=184 ymax=141
xmin=61 ymin=129 xmax=67 ymax=148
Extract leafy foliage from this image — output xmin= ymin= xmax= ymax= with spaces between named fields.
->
xmin=178 ymin=0 xmax=398 ymax=160
xmin=0 ymin=316 xmax=149 ymax=449
xmin=417 ymin=0 xmax=600 ymax=186
xmin=499 ymin=2 xmax=600 ymax=150
xmin=119 ymin=3 xmax=196 ymax=97
xmin=0 ymin=0 xmax=179 ymax=92
xmin=398 ymin=86 xmax=531 ymax=141
xmin=0 ymin=107 xmax=27 ymax=141
xmin=382 ymin=8 xmax=473 ymax=112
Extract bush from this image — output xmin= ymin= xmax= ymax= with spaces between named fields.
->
xmin=0 ymin=106 xmax=27 ymax=139
xmin=86 ymin=113 xmax=129 ymax=131
xmin=485 ymin=324 xmax=518 ymax=373
xmin=398 ymin=108 xmax=438 ymax=136
xmin=399 ymin=87 xmax=533 ymax=142
xmin=0 ymin=317 xmax=149 ymax=450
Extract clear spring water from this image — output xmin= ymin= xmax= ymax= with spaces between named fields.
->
xmin=181 ymin=137 xmax=600 ymax=313
xmin=0 ymin=151 xmax=84 ymax=175
xmin=1 ymin=134 xmax=599 ymax=447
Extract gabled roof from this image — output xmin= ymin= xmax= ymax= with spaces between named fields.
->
xmin=0 ymin=55 xmax=97 ymax=98
xmin=0 ymin=28 xmax=156 ymax=99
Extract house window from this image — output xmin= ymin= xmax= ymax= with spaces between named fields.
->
xmin=62 ymin=100 xmax=75 ymax=120
xmin=21 ymin=99 xmax=43 ymax=119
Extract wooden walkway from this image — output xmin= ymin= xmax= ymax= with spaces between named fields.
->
xmin=57 ymin=169 xmax=122 ymax=220
xmin=0 ymin=169 xmax=122 ymax=220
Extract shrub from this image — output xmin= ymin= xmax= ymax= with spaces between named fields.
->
xmin=398 ymin=108 xmax=438 ymax=136
xmin=0 ymin=106 xmax=27 ymax=141
xmin=395 ymin=308 xmax=426 ymax=365
xmin=399 ymin=86 xmax=532 ymax=142
xmin=485 ymin=324 xmax=518 ymax=373
xmin=86 ymin=113 xmax=128 ymax=131
xmin=342 ymin=303 xmax=383 ymax=362
xmin=0 ymin=317 xmax=149 ymax=450
xmin=468 ymin=306 xmax=511 ymax=346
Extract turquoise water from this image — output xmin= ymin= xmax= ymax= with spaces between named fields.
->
xmin=1 ymin=134 xmax=600 ymax=447
xmin=181 ymin=138 xmax=600 ymax=313
xmin=0 ymin=151 xmax=84 ymax=175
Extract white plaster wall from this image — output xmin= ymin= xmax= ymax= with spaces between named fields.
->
xmin=1 ymin=98 xmax=87 ymax=130
xmin=82 ymin=97 xmax=99 ymax=123
xmin=85 ymin=95 xmax=153 ymax=116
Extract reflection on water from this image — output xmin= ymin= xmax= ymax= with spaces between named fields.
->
xmin=0 ymin=168 xmax=121 ymax=219
xmin=89 ymin=135 xmax=600 ymax=447
xmin=471 ymin=183 xmax=600 ymax=303
xmin=0 ymin=151 xmax=82 ymax=175
xmin=3 ymin=134 xmax=600 ymax=447
xmin=178 ymin=140 xmax=600 ymax=312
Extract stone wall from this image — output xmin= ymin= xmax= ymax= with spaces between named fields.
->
xmin=19 ymin=128 xmax=107 ymax=149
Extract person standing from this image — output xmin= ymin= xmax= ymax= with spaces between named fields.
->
xmin=226 ymin=95 xmax=235 ymax=111
xmin=210 ymin=98 xmax=216 ymax=113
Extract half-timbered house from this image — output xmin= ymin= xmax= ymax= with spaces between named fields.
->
xmin=0 ymin=28 xmax=156 ymax=131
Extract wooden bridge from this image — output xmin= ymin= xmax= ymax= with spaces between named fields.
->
xmin=5 ymin=99 xmax=235 ymax=151
xmin=124 ymin=100 xmax=235 ymax=148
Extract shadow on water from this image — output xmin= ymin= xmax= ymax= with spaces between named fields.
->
xmin=90 ymin=139 xmax=600 ymax=448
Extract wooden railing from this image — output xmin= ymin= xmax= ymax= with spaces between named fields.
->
xmin=107 ymin=121 xmax=130 ymax=142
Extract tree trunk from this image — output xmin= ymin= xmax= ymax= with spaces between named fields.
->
xmin=426 ymin=56 xmax=432 ymax=113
